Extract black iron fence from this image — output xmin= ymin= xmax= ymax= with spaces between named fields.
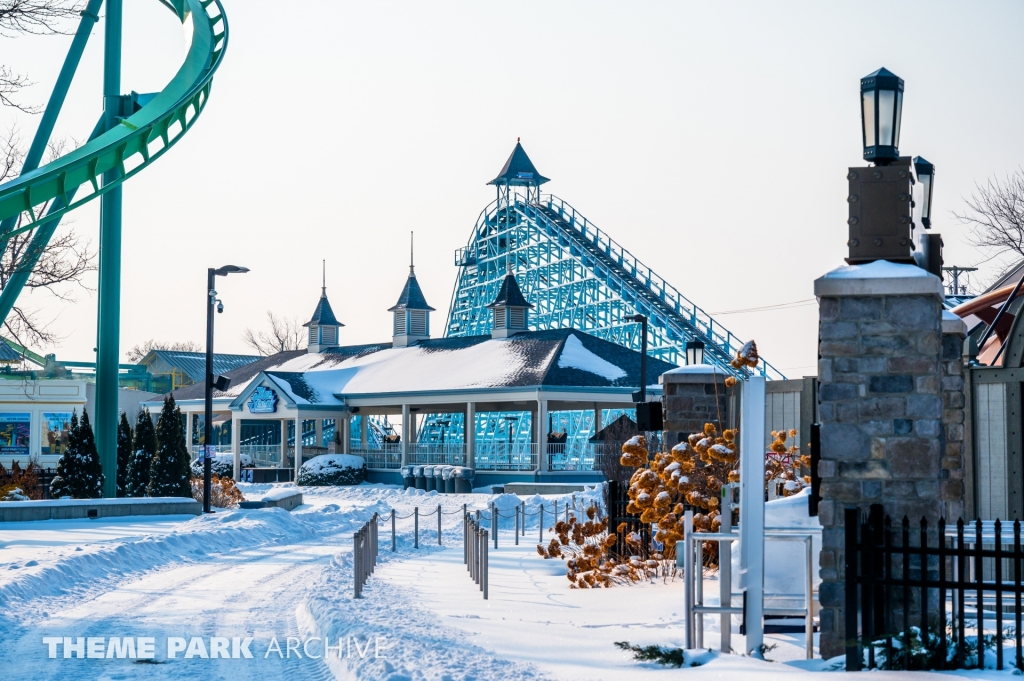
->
xmin=845 ymin=505 xmax=1024 ymax=672
xmin=353 ymin=513 xmax=378 ymax=598
xmin=607 ymin=480 xmax=650 ymax=558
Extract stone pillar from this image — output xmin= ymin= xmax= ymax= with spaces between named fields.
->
xmin=466 ymin=402 xmax=476 ymax=469
xmin=941 ymin=311 xmax=967 ymax=522
xmin=659 ymin=365 xmax=729 ymax=446
xmin=814 ymin=261 xmax=960 ymax=659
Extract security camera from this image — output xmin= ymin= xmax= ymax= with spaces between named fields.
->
xmin=216 ymin=300 xmax=224 ymax=314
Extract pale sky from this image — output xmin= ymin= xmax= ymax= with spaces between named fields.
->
xmin=3 ymin=1 xmax=1023 ymax=377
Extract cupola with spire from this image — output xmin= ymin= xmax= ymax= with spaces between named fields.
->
xmin=389 ymin=233 xmax=435 ymax=347
xmin=488 ymin=138 xmax=549 ymax=205
xmin=304 ymin=261 xmax=344 ymax=353
xmin=487 ymin=265 xmax=533 ymax=338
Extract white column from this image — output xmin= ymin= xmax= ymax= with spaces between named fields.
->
xmin=466 ymin=402 xmax=475 ymax=469
xmin=401 ymin=404 xmax=410 ymax=467
xmin=360 ymin=414 xmax=368 ymax=448
xmin=185 ymin=411 xmax=193 ymax=459
xmin=294 ymin=415 xmax=303 ymax=480
xmin=537 ymin=397 xmax=548 ymax=472
xmin=315 ymin=418 xmax=323 ymax=450
xmin=594 ymin=404 xmax=602 ymax=433
xmin=342 ymin=416 xmax=350 ymax=454
xmin=739 ymin=376 xmax=766 ymax=656
xmin=231 ymin=415 xmax=241 ymax=480
xmin=279 ymin=418 xmax=288 ymax=469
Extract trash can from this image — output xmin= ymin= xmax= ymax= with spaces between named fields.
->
xmin=401 ymin=466 xmax=414 ymax=490
xmin=424 ymin=466 xmax=437 ymax=492
xmin=453 ymin=467 xmax=475 ymax=494
xmin=413 ymin=466 xmax=426 ymax=490
xmin=444 ymin=466 xmax=456 ymax=494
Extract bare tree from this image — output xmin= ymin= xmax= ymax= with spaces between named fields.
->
xmin=0 ymin=130 xmax=94 ymax=348
xmin=126 ymin=339 xmax=203 ymax=363
xmin=955 ymin=169 xmax=1024 ymax=264
xmin=242 ymin=312 xmax=306 ymax=356
xmin=1 ymin=1 xmax=83 ymax=111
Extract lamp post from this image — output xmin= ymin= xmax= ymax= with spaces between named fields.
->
xmin=503 ymin=416 xmax=517 ymax=446
xmin=685 ymin=340 xmax=705 ymax=366
xmin=860 ymin=67 xmax=904 ymax=165
xmin=204 ymin=265 xmax=248 ymax=513
xmin=913 ymin=156 xmax=935 ymax=229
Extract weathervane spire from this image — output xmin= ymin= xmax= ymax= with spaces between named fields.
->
xmin=410 ymin=231 xmax=415 ymax=274
xmin=321 ymin=259 xmax=326 ymax=297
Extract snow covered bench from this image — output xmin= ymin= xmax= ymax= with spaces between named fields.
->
xmin=261 ymin=488 xmax=303 ymax=511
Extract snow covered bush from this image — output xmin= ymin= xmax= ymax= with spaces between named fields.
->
xmin=0 ymin=460 xmax=43 ymax=500
xmin=190 ymin=474 xmax=244 ymax=508
xmin=50 ymin=410 xmax=104 ymax=499
xmin=0 ymin=487 xmax=29 ymax=501
xmin=190 ymin=453 xmax=252 ymax=479
xmin=297 ymin=454 xmax=366 ymax=486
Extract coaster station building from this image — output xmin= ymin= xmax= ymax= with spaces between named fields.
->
xmin=159 ymin=263 xmax=675 ymax=486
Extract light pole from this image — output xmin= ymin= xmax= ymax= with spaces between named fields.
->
xmin=503 ymin=416 xmax=517 ymax=446
xmin=204 ymin=265 xmax=248 ymax=513
xmin=624 ymin=314 xmax=648 ymax=402
xmin=685 ymin=340 xmax=705 ymax=366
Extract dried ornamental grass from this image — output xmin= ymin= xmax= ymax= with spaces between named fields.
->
xmin=189 ymin=474 xmax=245 ymax=508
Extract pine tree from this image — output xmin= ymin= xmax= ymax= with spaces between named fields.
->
xmin=148 ymin=396 xmax=192 ymax=497
xmin=127 ymin=408 xmax=156 ymax=497
xmin=49 ymin=410 xmax=104 ymax=499
xmin=116 ymin=412 xmax=133 ymax=497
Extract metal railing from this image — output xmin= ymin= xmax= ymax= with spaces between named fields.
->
xmin=408 ymin=443 xmax=466 ymax=466
xmin=547 ymin=442 xmax=602 ymax=471
xmin=240 ymin=444 xmax=281 ymax=468
xmin=353 ymin=513 xmax=379 ymax=599
xmin=474 ymin=442 xmax=537 ymax=471
xmin=353 ymin=444 xmax=402 ymax=469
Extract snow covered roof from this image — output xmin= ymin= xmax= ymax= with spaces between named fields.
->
xmin=140 ymin=350 xmax=262 ymax=384
xmin=166 ymin=350 xmax=306 ymax=401
xmin=227 ymin=329 xmax=676 ymax=408
xmin=814 ymin=260 xmax=943 ymax=297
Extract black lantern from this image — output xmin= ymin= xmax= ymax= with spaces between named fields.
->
xmin=685 ymin=340 xmax=705 ymax=366
xmin=861 ymin=68 xmax=904 ymax=164
xmin=913 ymin=156 xmax=935 ymax=229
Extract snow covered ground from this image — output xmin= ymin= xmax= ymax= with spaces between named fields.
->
xmin=0 ymin=484 xmax=1016 ymax=680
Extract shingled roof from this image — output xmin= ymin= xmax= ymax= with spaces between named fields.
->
xmin=388 ymin=272 xmax=435 ymax=312
xmin=487 ymin=271 xmax=533 ymax=309
xmin=303 ymin=293 xmax=342 ymax=328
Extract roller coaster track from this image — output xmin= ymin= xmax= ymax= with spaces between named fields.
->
xmin=0 ymin=0 xmax=228 ymax=496
xmin=0 ymin=0 xmax=227 ymax=237
xmin=447 ymin=194 xmax=785 ymax=380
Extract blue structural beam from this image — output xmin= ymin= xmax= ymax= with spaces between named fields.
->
xmin=445 ymin=193 xmax=786 ymax=380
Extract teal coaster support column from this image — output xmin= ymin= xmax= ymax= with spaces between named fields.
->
xmin=97 ymin=0 xmax=122 ymax=498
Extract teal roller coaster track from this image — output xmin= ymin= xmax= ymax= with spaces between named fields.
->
xmin=0 ymin=0 xmax=227 ymax=496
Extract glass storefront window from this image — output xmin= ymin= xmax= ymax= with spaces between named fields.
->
xmin=191 ymin=413 xmax=232 ymax=446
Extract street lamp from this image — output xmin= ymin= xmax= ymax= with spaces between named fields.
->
xmin=860 ymin=67 xmax=904 ymax=164
xmin=204 ymin=264 xmax=249 ymax=513
xmin=503 ymin=416 xmax=517 ymax=446
xmin=913 ymin=156 xmax=935 ymax=229
xmin=685 ymin=340 xmax=705 ymax=366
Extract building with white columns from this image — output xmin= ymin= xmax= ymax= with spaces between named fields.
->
xmin=150 ymin=266 xmax=675 ymax=486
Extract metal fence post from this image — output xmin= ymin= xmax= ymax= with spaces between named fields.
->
xmin=521 ymin=502 xmax=525 ymax=536
xmin=354 ymin=530 xmax=361 ymax=599
xmin=515 ymin=505 xmax=519 ymax=546
xmin=683 ymin=506 xmax=694 ymax=648
xmin=414 ymin=507 xmax=419 ymax=549
xmin=483 ymin=528 xmax=489 ymax=600
xmin=844 ymin=506 xmax=862 ymax=671
xmin=492 ymin=503 xmax=498 ymax=550
xmin=438 ymin=504 xmax=442 ymax=546
xmin=392 ymin=510 xmax=396 ymax=552
xmin=539 ymin=503 xmax=544 ymax=543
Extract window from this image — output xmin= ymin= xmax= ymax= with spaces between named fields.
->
xmin=308 ymin=326 xmax=318 ymax=346
xmin=494 ymin=308 xmax=506 ymax=329
xmin=394 ymin=312 xmax=405 ymax=336
xmin=41 ymin=412 xmax=72 ymax=455
xmin=322 ymin=326 xmax=337 ymax=346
